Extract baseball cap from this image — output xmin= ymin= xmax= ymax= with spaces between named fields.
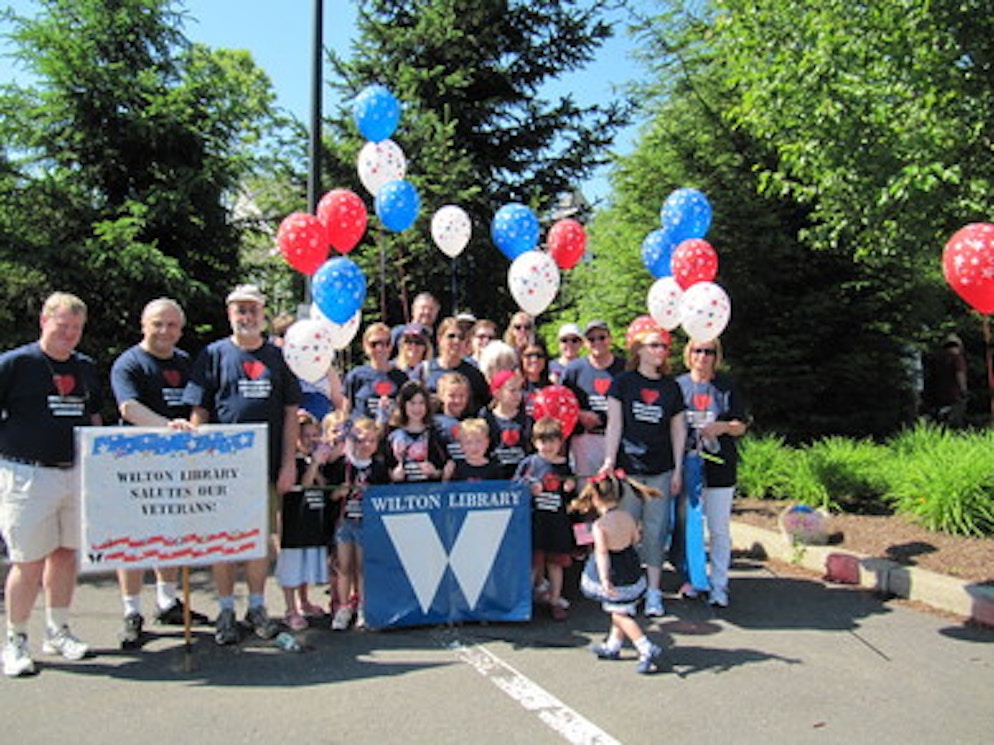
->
xmin=584 ymin=319 xmax=609 ymax=337
xmin=226 ymin=284 xmax=266 ymax=305
xmin=558 ymin=323 xmax=582 ymax=341
xmin=401 ymin=322 xmax=431 ymax=344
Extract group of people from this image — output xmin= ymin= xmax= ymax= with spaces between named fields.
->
xmin=0 ymin=286 xmax=746 ymax=678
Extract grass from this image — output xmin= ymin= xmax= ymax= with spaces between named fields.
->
xmin=737 ymin=423 xmax=994 ymax=537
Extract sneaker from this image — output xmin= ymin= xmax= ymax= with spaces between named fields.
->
xmin=709 ymin=587 xmax=729 ymax=608
xmin=3 ymin=634 xmax=35 ymax=677
xmin=678 ymin=582 xmax=699 ymax=599
xmin=354 ymin=606 xmax=366 ymax=630
xmin=331 ymin=606 xmax=354 ymax=631
xmin=636 ymin=644 xmax=662 ymax=675
xmin=284 ymin=611 xmax=308 ymax=631
xmin=590 ymin=643 xmax=621 ymax=661
xmin=552 ymin=596 xmax=571 ymax=610
xmin=214 ymin=608 xmax=239 ymax=646
xmin=119 ymin=613 xmax=144 ymax=650
xmin=550 ymin=604 xmax=568 ymax=622
xmin=245 ymin=606 xmax=280 ymax=640
xmin=156 ymin=600 xmax=209 ymax=626
xmin=42 ymin=625 xmax=89 ymax=661
xmin=644 ymin=590 xmax=666 ymax=618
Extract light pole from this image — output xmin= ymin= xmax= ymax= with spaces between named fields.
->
xmin=304 ymin=0 xmax=324 ymax=306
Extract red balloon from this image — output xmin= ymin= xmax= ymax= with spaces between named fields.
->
xmin=943 ymin=223 xmax=994 ymax=314
xmin=277 ymin=212 xmax=329 ymax=276
xmin=625 ymin=315 xmax=670 ymax=350
xmin=317 ymin=189 xmax=368 ymax=254
xmin=532 ymin=385 xmax=580 ymax=439
xmin=670 ymin=238 xmax=718 ymax=290
xmin=547 ymin=218 xmax=587 ymax=270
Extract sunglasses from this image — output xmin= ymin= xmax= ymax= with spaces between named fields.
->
xmin=513 ymin=323 xmax=532 ymax=331
xmin=444 ymin=332 xmax=464 ymax=340
xmin=691 ymin=348 xmax=717 ymax=356
xmin=560 ymin=337 xmax=582 ymax=344
xmin=402 ymin=337 xmax=426 ymax=346
xmin=646 ymin=342 xmax=668 ymax=350
xmin=474 ymin=333 xmax=494 ymax=340
xmin=368 ymin=339 xmax=390 ymax=349
xmin=523 ymin=352 xmax=546 ymax=359
xmin=350 ymin=435 xmax=373 ymax=446
xmin=587 ymin=334 xmax=609 ymax=342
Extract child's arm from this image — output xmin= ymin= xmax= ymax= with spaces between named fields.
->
xmin=592 ymin=522 xmax=615 ymax=596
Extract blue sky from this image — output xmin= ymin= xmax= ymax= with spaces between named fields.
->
xmin=1 ymin=0 xmax=646 ymax=204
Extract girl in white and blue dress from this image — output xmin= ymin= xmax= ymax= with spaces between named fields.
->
xmin=575 ymin=472 xmax=663 ymax=674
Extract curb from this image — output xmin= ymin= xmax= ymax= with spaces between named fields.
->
xmin=730 ymin=520 xmax=994 ymax=626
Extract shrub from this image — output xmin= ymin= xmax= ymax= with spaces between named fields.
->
xmin=882 ymin=425 xmax=994 ymax=537
xmin=800 ymin=436 xmax=890 ymax=514
xmin=737 ymin=434 xmax=794 ymax=499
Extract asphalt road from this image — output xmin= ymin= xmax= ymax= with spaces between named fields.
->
xmin=2 ymin=558 xmax=992 ymax=744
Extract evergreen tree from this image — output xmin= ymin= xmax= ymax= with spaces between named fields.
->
xmin=0 ymin=0 xmax=288 ymax=371
xmin=321 ymin=0 xmax=629 ymax=323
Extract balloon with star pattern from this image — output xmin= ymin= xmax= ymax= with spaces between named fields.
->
xmin=276 ymin=212 xmax=329 ymax=276
xmin=312 ymin=257 xmax=367 ymax=324
xmin=357 ymin=139 xmax=407 ymax=196
xmin=671 ymin=238 xmax=718 ymax=290
xmin=942 ymin=223 xmax=994 ymax=314
xmin=283 ymin=318 xmax=336 ymax=383
xmin=352 ymin=84 xmax=401 ymax=143
xmin=492 ymin=203 xmax=540 ymax=261
xmin=508 ymin=250 xmax=560 ymax=316
xmin=316 ymin=189 xmax=367 ymax=254
xmin=679 ymin=281 xmax=731 ymax=342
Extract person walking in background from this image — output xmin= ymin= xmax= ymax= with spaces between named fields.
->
xmin=676 ymin=337 xmax=747 ymax=608
xmin=109 ymin=298 xmax=209 ymax=649
xmin=1 ymin=292 xmax=102 ymax=677
xmin=925 ymin=332 xmax=968 ymax=427
xmin=183 ymin=284 xmax=301 ymax=646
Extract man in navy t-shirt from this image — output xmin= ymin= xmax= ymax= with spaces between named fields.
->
xmin=109 ymin=298 xmax=209 ymax=648
xmin=0 ymin=292 xmax=102 ymax=677
xmin=183 ymin=284 xmax=302 ymax=645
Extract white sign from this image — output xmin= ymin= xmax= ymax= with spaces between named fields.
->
xmin=78 ymin=425 xmax=269 ymax=571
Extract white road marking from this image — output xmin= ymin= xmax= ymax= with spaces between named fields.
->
xmin=439 ymin=633 xmax=621 ymax=745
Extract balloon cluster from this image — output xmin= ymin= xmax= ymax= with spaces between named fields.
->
xmin=490 ymin=202 xmax=587 ymax=317
xmin=640 ymin=188 xmax=730 ymax=342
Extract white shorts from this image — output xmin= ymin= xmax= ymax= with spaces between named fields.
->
xmin=0 ymin=459 xmax=80 ymax=562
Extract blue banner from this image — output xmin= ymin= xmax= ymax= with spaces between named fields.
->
xmin=363 ymin=480 xmax=532 ymax=629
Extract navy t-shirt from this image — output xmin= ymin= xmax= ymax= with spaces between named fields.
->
xmin=0 ymin=342 xmax=101 ymax=464
xmin=676 ymin=373 xmax=745 ymax=488
xmin=434 ymin=411 xmax=467 ymax=463
xmin=607 ymin=370 xmax=685 ymax=475
xmin=343 ymin=365 xmax=409 ymax=421
xmin=480 ymin=407 xmax=533 ymax=478
xmin=182 ymin=338 xmax=302 ymax=480
xmin=562 ymin=356 xmax=626 ymax=435
xmin=423 ymin=358 xmax=490 ymax=413
xmin=110 ymin=344 xmax=191 ymax=421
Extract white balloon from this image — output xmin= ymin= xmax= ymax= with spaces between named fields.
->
xmin=647 ymin=276 xmax=684 ymax=331
xmin=283 ymin=319 xmax=336 ymax=383
xmin=431 ymin=205 xmax=472 ymax=258
xmin=357 ymin=139 xmax=407 ymax=196
xmin=508 ymin=250 xmax=560 ymax=316
xmin=310 ymin=304 xmax=361 ymax=350
xmin=679 ymin=281 xmax=731 ymax=342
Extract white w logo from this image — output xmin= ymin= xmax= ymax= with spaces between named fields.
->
xmin=382 ymin=509 xmax=513 ymax=613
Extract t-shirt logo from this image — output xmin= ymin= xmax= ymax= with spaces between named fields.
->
xmin=374 ymin=380 xmax=394 ymax=397
xmin=53 ymin=374 xmax=76 ymax=396
xmin=542 ymin=472 xmax=561 ymax=492
xmin=640 ymin=388 xmax=660 ymax=405
xmin=693 ymin=393 xmax=712 ymax=411
xmin=593 ymin=378 xmax=611 ymax=395
xmin=501 ymin=429 xmax=520 ymax=446
xmin=450 ymin=424 xmax=460 ymax=439
xmin=162 ymin=369 xmax=182 ymax=388
xmin=243 ymin=360 xmax=266 ymax=380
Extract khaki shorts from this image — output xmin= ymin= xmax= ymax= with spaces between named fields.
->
xmin=0 ymin=459 xmax=80 ymax=563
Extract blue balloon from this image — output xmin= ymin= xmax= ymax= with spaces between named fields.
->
xmin=660 ymin=188 xmax=712 ymax=243
xmin=641 ymin=228 xmax=679 ymax=278
xmin=491 ymin=203 xmax=540 ymax=260
xmin=353 ymin=84 xmax=401 ymax=143
xmin=312 ymin=257 xmax=367 ymax=324
xmin=375 ymin=179 xmax=420 ymax=232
